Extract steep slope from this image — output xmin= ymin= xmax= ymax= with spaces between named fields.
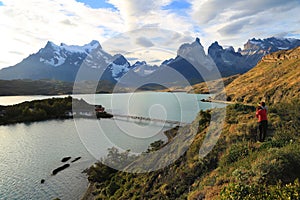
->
xmin=83 ymin=100 xmax=300 ymax=200
xmin=218 ymin=47 xmax=300 ymax=104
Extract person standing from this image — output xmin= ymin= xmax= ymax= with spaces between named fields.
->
xmin=256 ymin=102 xmax=268 ymax=142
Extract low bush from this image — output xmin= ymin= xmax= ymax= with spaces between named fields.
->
xmin=220 ymin=179 xmax=300 ymax=200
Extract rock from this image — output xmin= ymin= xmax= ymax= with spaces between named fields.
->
xmin=41 ymin=179 xmax=45 ymax=184
xmin=61 ymin=157 xmax=71 ymax=162
xmin=71 ymin=157 xmax=81 ymax=163
xmin=52 ymin=164 xmax=70 ymax=175
xmin=96 ymin=112 xmax=113 ymax=119
xmin=200 ymin=99 xmax=211 ymax=102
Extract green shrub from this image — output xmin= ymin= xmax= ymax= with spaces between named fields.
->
xmin=220 ymin=179 xmax=300 ymax=200
xmin=252 ymin=144 xmax=300 ymax=184
xmin=106 ymin=181 xmax=120 ymax=196
xmin=220 ymin=143 xmax=249 ymax=165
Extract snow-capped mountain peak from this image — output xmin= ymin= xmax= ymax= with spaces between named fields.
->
xmin=0 ymin=36 xmax=299 ymax=83
xmin=38 ymin=40 xmax=101 ymax=67
xmin=42 ymin=40 xmax=100 ymax=55
xmin=244 ymin=37 xmax=300 ymax=53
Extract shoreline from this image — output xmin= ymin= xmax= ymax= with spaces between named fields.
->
xmin=81 ymin=183 xmax=96 ymax=200
xmin=80 ymin=124 xmax=184 ymax=199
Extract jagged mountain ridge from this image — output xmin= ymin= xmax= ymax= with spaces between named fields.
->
xmin=0 ymin=37 xmax=299 ymax=84
xmin=0 ymin=41 xmax=132 ymax=82
xmin=208 ymin=42 xmax=252 ymax=76
xmin=207 ymin=37 xmax=300 ymax=76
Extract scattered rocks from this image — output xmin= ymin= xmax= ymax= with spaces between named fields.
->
xmin=61 ymin=157 xmax=71 ymax=162
xmin=200 ymin=99 xmax=211 ymax=102
xmin=52 ymin=164 xmax=70 ymax=175
xmin=71 ymin=157 xmax=81 ymax=163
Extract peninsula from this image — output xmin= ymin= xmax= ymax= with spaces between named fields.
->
xmin=0 ymin=96 xmax=113 ymax=126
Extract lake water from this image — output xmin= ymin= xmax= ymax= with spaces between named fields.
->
xmin=0 ymin=93 xmax=224 ymax=200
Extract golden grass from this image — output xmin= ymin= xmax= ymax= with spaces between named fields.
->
xmin=221 ymin=47 xmax=300 ymax=104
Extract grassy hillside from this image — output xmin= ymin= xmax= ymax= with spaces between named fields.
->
xmin=84 ymin=100 xmax=300 ymax=200
xmin=82 ymin=47 xmax=300 ymax=200
xmin=216 ymin=47 xmax=300 ymax=104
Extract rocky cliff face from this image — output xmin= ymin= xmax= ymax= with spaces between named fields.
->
xmin=261 ymin=46 xmax=300 ymax=63
xmin=208 ymin=42 xmax=251 ymax=76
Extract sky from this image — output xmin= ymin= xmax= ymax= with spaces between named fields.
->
xmin=0 ymin=0 xmax=299 ymax=69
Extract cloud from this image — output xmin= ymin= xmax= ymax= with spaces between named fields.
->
xmin=0 ymin=0 xmax=197 ymax=69
xmin=0 ymin=0 xmax=124 ymax=68
xmin=0 ymin=0 xmax=299 ymax=69
xmin=107 ymin=0 xmax=194 ymax=32
xmin=8 ymin=51 xmax=24 ymax=55
xmin=217 ymin=18 xmax=248 ymax=36
xmin=60 ymin=19 xmax=77 ymax=26
xmin=136 ymin=37 xmax=154 ymax=47
xmin=190 ymin=0 xmax=300 ymax=48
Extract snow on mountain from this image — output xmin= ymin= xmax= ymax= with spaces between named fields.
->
xmin=106 ymin=55 xmax=131 ymax=80
xmin=132 ymin=61 xmax=158 ymax=76
xmin=242 ymin=37 xmax=300 ymax=55
xmin=0 ymin=36 xmax=299 ymax=83
xmin=0 ymin=40 xmax=132 ymax=82
xmin=38 ymin=40 xmax=101 ymax=67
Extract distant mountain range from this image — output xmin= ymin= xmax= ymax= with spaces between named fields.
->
xmin=0 ymin=37 xmax=299 ymax=86
xmin=209 ymin=37 xmax=300 ymax=76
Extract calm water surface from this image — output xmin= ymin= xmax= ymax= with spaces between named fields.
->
xmin=0 ymin=93 xmax=224 ymax=200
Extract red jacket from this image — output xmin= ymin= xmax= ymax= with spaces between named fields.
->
xmin=256 ymin=108 xmax=268 ymax=122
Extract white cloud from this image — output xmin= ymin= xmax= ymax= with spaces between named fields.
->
xmin=102 ymin=28 xmax=194 ymax=66
xmin=0 ymin=0 xmax=123 ymax=68
xmin=107 ymin=0 xmax=172 ymax=30
xmin=0 ymin=0 xmax=299 ymax=69
xmin=0 ymin=0 xmax=197 ymax=69
xmin=136 ymin=37 xmax=154 ymax=47
xmin=190 ymin=0 xmax=300 ymax=49
xmin=106 ymin=0 xmax=195 ymax=38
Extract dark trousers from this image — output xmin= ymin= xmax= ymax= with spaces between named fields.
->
xmin=258 ymin=120 xmax=268 ymax=142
